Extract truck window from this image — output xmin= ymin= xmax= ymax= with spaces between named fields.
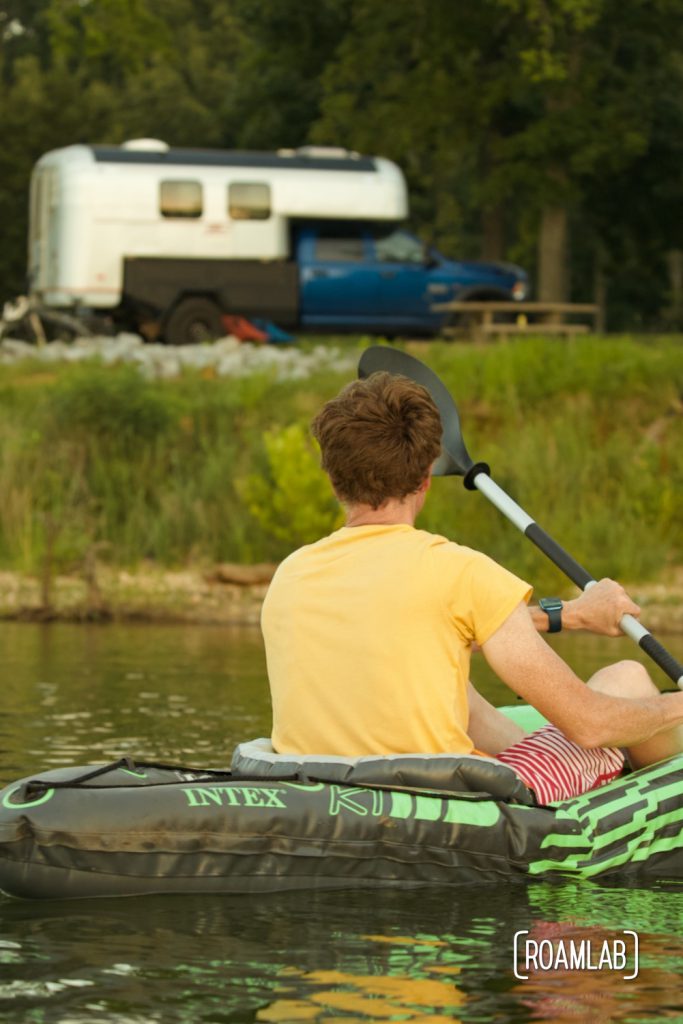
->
xmin=228 ymin=182 xmax=271 ymax=220
xmin=374 ymin=228 xmax=425 ymax=263
xmin=314 ymin=228 xmax=366 ymax=262
xmin=160 ymin=180 xmax=203 ymax=218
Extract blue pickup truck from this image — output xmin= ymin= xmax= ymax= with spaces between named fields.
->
xmin=296 ymin=222 xmax=527 ymax=334
xmin=28 ymin=142 xmax=528 ymax=344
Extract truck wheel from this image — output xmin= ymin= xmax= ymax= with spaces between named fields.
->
xmin=163 ymin=298 xmax=225 ymax=345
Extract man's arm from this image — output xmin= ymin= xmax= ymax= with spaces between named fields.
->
xmin=482 ymin=602 xmax=683 ymax=749
xmin=529 ymin=578 xmax=641 ymax=637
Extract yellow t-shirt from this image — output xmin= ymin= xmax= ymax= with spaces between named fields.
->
xmin=262 ymin=525 xmax=531 ymax=756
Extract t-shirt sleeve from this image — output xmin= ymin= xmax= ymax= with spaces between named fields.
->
xmin=439 ymin=544 xmax=532 ymax=646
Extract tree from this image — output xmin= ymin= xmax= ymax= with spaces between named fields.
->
xmin=313 ymin=0 xmax=683 ymax=312
xmin=0 ymin=0 xmax=244 ymax=301
xmin=224 ymin=0 xmax=352 ymax=149
xmin=488 ymin=0 xmax=683 ymax=301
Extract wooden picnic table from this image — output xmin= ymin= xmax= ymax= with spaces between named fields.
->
xmin=432 ymin=300 xmax=601 ymax=338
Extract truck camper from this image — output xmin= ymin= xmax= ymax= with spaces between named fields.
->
xmin=26 ymin=139 xmax=528 ymax=344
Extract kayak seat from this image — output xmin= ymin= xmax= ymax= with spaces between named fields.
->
xmin=231 ymin=738 xmax=536 ymax=806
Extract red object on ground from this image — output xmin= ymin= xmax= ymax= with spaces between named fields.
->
xmin=222 ymin=315 xmax=269 ymax=343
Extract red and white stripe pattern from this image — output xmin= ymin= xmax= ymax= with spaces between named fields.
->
xmin=496 ymin=724 xmax=625 ymax=805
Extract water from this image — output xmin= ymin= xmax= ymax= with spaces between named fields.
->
xmin=1 ymin=622 xmax=683 ymax=1023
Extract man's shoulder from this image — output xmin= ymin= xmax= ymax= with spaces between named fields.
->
xmin=413 ymin=531 xmax=524 ymax=588
xmin=269 ymin=529 xmax=344 ymax=577
xmin=412 ymin=529 xmax=485 ymax=563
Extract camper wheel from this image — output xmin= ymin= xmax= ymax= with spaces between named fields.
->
xmin=163 ymin=297 xmax=225 ymax=346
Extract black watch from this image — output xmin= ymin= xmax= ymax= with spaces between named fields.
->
xmin=539 ymin=597 xmax=563 ymax=633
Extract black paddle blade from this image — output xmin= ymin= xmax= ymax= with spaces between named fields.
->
xmin=358 ymin=346 xmax=474 ymax=477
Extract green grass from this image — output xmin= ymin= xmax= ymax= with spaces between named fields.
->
xmin=0 ymin=334 xmax=681 ymax=595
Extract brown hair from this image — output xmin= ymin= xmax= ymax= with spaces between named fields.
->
xmin=311 ymin=371 xmax=442 ymax=508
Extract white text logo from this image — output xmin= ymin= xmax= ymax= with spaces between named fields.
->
xmin=513 ymin=930 xmax=639 ymax=981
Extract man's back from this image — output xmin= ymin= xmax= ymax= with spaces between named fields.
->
xmin=262 ymin=523 xmax=529 ymax=756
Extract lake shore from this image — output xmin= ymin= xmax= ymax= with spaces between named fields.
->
xmin=2 ymin=562 xmax=683 ymax=633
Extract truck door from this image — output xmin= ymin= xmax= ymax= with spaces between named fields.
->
xmin=299 ymin=225 xmax=380 ymax=326
xmin=370 ymin=227 xmax=445 ymax=328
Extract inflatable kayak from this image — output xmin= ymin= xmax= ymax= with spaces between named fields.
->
xmin=1 ymin=708 xmax=682 ymax=899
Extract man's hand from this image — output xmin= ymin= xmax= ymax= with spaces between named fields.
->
xmin=563 ymin=579 xmax=641 ymax=637
xmin=530 ymin=578 xmax=641 ymax=637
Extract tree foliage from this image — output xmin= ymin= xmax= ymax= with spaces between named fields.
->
xmin=0 ymin=0 xmax=682 ymax=324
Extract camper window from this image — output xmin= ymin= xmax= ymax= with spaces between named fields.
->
xmin=160 ymin=181 xmax=203 ymax=219
xmin=228 ymin=182 xmax=271 ymax=220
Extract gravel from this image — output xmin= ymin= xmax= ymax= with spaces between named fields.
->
xmin=0 ymin=333 xmax=356 ymax=381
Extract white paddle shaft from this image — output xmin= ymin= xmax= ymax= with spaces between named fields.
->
xmin=472 ymin=472 xmax=534 ymax=532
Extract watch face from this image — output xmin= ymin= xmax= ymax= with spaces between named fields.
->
xmin=540 ymin=598 xmax=562 ymax=632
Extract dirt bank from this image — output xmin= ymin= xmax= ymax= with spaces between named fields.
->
xmin=0 ymin=564 xmax=273 ymax=627
xmin=1 ymin=563 xmax=683 ymax=634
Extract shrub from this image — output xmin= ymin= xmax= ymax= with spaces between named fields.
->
xmin=241 ymin=423 xmax=343 ymax=555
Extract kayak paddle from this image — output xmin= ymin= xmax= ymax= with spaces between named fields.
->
xmin=358 ymin=345 xmax=683 ymax=688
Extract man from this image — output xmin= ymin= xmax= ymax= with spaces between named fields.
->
xmin=261 ymin=372 xmax=683 ymax=803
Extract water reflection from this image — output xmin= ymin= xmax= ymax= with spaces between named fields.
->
xmin=0 ymin=886 xmax=524 ymax=1023
xmin=0 ymin=622 xmax=271 ymax=782
xmin=3 ymin=883 xmax=683 ymax=1023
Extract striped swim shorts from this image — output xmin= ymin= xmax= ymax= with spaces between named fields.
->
xmin=496 ymin=724 xmax=625 ymax=805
